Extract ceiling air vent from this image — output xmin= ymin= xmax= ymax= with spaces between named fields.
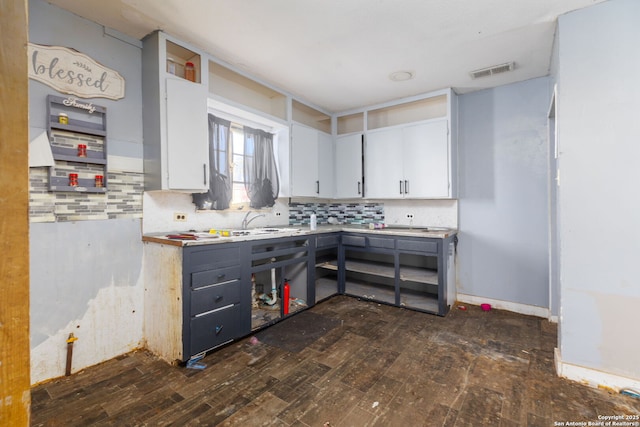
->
xmin=470 ymin=62 xmax=515 ymax=79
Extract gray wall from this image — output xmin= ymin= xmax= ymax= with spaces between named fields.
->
xmin=29 ymin=0 xmax=143 ymax=159
xmin=457 ymin=77 xmax=551 ymax=308
xmin=29 ymin=0 xmax=144 ymax=384
xmin=556 ymin=0 xmax=640 ymax=380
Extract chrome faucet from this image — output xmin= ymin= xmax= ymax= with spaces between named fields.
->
xmin=241 ymin=211 xmax=265 ymax=229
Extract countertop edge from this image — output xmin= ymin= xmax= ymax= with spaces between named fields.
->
xmin=143 ymin=226 xmax=457 ymax=247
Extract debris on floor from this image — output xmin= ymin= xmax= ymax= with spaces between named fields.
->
xmin=621 ymin=389 xmax=640 ymax=399
xmin=245 ymin=336 xmax=267 ymax=366
xmin=186 ymin=353 xmax=206 ymax=370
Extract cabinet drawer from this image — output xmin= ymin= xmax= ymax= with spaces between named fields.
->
xmin=316 ymin=234 xmax=339 ymax=248
xmin=190 ymin=305 xmax=243 ymax=355
xmin=397 ymin=239 xmax=438 ymax=254
xmin=342 ymin=235 xmax=366 ymax=247
xmin=186 ymin=244 xmax=241 ymax=271
xmin=191 ymin=266 xmax=241 ymax=289
xmin=368 ymin=237 xmax=395 ymax=249
xmin=190 ymin=279 xmax=241 ymax=315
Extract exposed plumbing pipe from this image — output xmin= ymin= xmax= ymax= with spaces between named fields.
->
xmin=261 ymin=258 xmax=278 ymax=306
xmin=65 ymin=332 xmax=78 ymax=376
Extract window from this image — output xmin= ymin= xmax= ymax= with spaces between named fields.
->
xmin=230 ymin=125 xmax=250 ymax=206
xmin=192 ymin=110 xmax=282 ymax=211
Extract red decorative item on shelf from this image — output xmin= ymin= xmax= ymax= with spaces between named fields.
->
xmin=69 ymin=173 xmax=78 ymax=187
xmin=283 ymin=279 xmax=290 ymax=315
xmin=77 ymin=144 xmax=87 ymax=157
xmin=95 ymin=175 xmax=104 ymax=188
xmin=185 ymin=61 xmax=195 ymax=82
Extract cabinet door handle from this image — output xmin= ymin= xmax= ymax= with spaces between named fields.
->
xmin=399 ymin=180 xmax=404 ymax=194
xmin=357 ymin=181 xmax=361 ymax=195
xmin=215 ymin=325 xmax=223 ymax=335
xmin=203 ymin=164 xmax=207 ymax=186
xmin=405 ymin=180 xmax=409 ymax=194
xmin=316 ymin=180 xmax=320 ymax=194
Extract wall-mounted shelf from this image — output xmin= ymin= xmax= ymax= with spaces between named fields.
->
xmin=337 ymin=112 xmax=364 ymax=135
xmin=292 ymin=100 xmax=331 ymax=134
xmin=166 ymin=40 xmax=201 ymax=83
xmin=46 ymin=94 xmax=108 ymax=193
xmin=208 ymin=60 xmax=287 ymax=120
xmin=367 ymin=94 xmax=447 ymax=130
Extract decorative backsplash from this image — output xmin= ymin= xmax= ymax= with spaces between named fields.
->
xmin=289 ymin=202 xmax=384 ymax=226
xmin=29 ymin=167 xmax=143 ymax=222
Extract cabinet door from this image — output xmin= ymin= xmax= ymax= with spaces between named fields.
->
xmin=317 ymin=130 xmax=334 ymax=198
xmin=403 ymin=119 xmax=449 ymax=198
xmin=166 ymin=78 xmax=209 ymax=191
xmin=364 ymin=128 xmax=403 ymax=199
xmin=335 ymin=134 xmax=363 ymax=199
xmin=291 ymin=123 xmax=319 ymax=197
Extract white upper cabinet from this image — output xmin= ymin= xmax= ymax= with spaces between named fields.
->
xmin=142 ymin=31 xmax=209 ymax=192
xmin=291 ymin=123 xmax=333 ymax=198
xmin=142 ymin=31 xmax=457 ymax=199
xmin=290 ymin=101 xmax=333 ymax=198
xmin=334 ymin=133 xmax=363 ymax=199
xmin=166 ymin=78 xmax=209 ymax=190
xmin=401 ymin=119 xmax=449 ymax=198
xmin=365 ymin=119 xmax=449 ymax=199
xmin=317 ymin=131 xmax=335 ymax=198
xmin=363 ymin=90 xmax=457 ymax=199
xmin=365 ymin=128 xmax=404 ymax=199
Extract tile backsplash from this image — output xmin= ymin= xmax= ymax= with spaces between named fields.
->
xmin=288 ymin=202 xmax=384 ymax=226
xmin=29 ymin=166 xmax=143 ymax=222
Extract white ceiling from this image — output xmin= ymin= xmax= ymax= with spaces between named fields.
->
xmin=46 ymin=0 xmax=604 ymax=113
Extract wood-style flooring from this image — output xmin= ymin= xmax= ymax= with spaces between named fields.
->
xmin=31 ymin=296 xmax=640 ymax=426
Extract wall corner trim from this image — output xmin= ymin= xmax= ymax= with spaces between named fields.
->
xmin=456 ymin=293 xmax=550 ymax=319
xmin=555 ymin=349 xmax=640 ymax=394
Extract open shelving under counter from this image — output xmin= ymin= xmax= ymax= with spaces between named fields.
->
xmin=339 ymin=231 xmax=454 ymax=316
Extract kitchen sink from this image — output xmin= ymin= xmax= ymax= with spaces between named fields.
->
xmin=231 ymin=227 xmax=300 ymax=236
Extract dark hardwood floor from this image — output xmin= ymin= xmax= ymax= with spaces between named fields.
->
xmin=31 ymin=296 xmax=640 ymax=426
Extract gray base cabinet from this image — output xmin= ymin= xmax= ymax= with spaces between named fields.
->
xmin=182 ymin=244 xmax=250 ymax=358
xmin=318 ymin=232 xmax=454 ymax=316
xmin=144 ymin=230 xmax=455 ymax=363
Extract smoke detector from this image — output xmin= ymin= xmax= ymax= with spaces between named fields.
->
xmin=470 ymin=62 xmax=515 ymax=79
xmin=389 ymin=71 xmax=415 ymax=82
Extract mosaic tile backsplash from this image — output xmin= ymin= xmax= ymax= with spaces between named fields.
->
xmin=289 ymin=202 xmax=384 ymax=226
xmin=29 ymin=167 xmax=143 ymax=222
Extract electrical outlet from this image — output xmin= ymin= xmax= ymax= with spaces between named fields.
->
xmin=406 ymin=213 xmax=414 ymax=219
xmin=174 ymin=212 xmax=187 ymax=222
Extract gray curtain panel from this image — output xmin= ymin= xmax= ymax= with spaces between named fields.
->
xmin=243 ymin=126 xmax=279 ymax=209
xmin=192 ymin=114 xmax=232 ymax=210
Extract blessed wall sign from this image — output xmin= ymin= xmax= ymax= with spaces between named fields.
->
xmin=28 ymin=43 xmax=125 ymax=100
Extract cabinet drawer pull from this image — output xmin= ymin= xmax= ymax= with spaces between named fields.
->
xmin=217 ymin=273 xmax=226 ymax=279
xmin=214 ymin=295 xmax=223 ymax=302
xmin=215 ymin=325 xmax=223 ymax=335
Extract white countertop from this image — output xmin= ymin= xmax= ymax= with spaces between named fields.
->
xmin=142 ymin=225 xmax=457 ymax=247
